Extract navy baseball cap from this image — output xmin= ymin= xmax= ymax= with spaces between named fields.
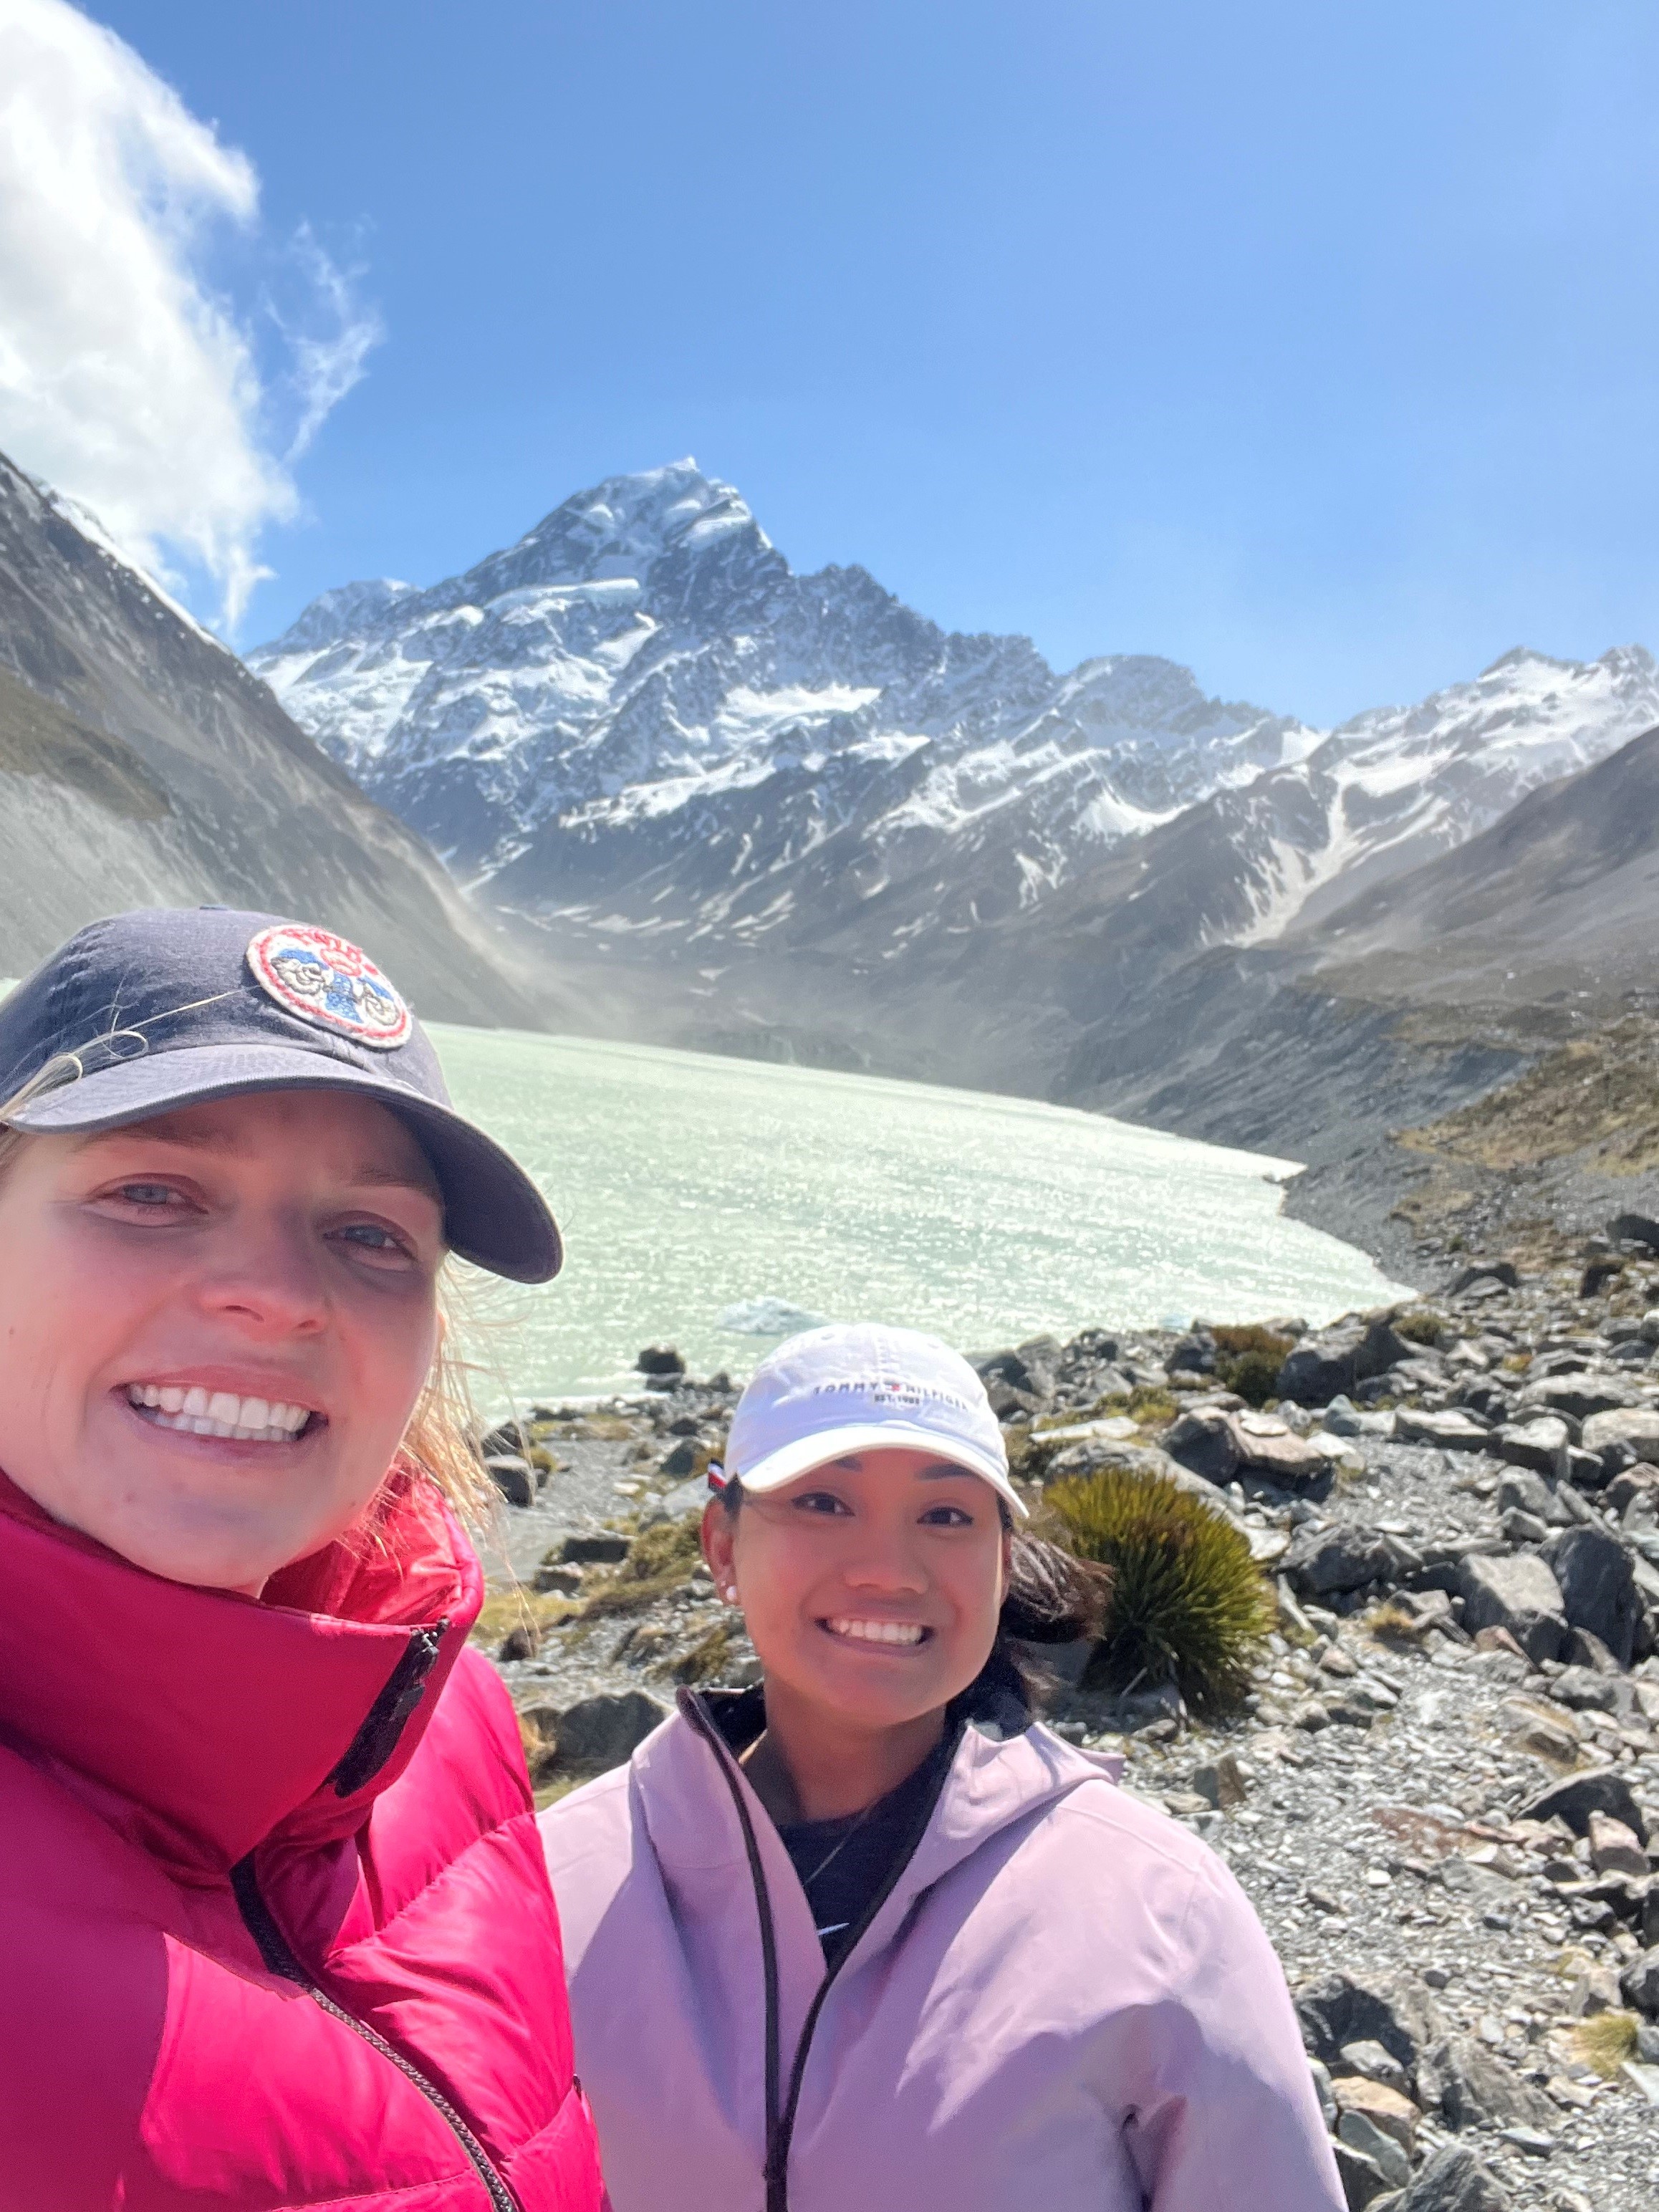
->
xmin=0 ymin=907 xmax=562 ymax=1283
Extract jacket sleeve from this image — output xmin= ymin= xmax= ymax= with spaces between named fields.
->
xmin=1122 ymin=1852 xmax=1345 ymax=2212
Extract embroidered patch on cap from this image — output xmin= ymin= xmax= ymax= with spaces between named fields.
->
xmin=246 ymin=924 xmax=412 ymax=1049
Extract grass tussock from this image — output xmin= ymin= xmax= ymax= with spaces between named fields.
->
xmin=1210 ymin=1324 xmax=1294 ymax=1408
xmin=1085 ymin=1384 xmax=1181 ymax=1428
xmin=668 ymin=1620 xmax=739 ymax=1684
xmin=1573 ymin=2011 xmax=1640 ymax=2077
xmin=1367 ymin=1598 xmax=1433 ymax=1647
xmin=469 ymin=1586 xmax=578 ymax=1650
xmin=1394 ymin=1309 xmax=1446 ymax=1347
xmin=577 ymin=1514 xmax=706 ymax=1623
xmin=1042 ymin=1466 xmax=1274 ymax=1709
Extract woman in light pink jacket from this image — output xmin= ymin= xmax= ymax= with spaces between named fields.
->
xmin=541 ymin=1324 xmax=1342 ymax=2212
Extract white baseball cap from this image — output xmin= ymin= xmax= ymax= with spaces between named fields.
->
xmin=721 ymin=1322 xmax=1027 ymax=1518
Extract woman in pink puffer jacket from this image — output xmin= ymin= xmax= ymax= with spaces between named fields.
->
xmin=543 ymin=1322 xmax=1342 ymax=2212
xmin=0 ymin=908 xmax=604 ymax=2211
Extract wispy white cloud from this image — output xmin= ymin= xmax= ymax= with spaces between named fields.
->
xmin=0 ymin=0 xmax=380 ymax=627
xmin=278 ymin=224 xmax=384 ymax=464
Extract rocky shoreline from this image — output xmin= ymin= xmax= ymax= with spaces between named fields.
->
xmin=476 ymin=1228 xmax=1659 ymax=2212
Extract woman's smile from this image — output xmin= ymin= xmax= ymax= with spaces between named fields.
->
xmin=821 ymin=1615 xmax=932 ymax=1648
xmin=120 ymin=1380 xmax=322 ymax=1446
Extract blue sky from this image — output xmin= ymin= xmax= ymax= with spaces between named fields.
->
xmin=48 ymin=2 xmax=1659 ymax=720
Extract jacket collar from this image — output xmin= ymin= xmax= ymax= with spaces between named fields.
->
xmin=0 ymin=1465 xmax=481 ymax=1882
xmin=648 ymin=1682 xmax=1121 ymax=1981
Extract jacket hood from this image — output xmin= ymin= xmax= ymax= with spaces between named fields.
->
xmin=0 ymin=1463 xmax=481 ymax=1881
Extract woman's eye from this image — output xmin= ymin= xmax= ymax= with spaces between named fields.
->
xmin=920 ymin=1504 xmax=974 ymax=1527
xmin=794 ymin=1490 xmax=853 ymax=1516
xmin=331 ymin=1221 xmax=415 ymax=1264
xmin=110 ymin=1180 xmax=190 ymax=1211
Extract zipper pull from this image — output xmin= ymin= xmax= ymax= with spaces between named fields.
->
xmin=328 ymin=1620 xmax=446 ymax=1798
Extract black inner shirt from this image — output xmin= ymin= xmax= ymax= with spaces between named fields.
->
xmin=775 ymin=1740 xmax=950 ymax=1970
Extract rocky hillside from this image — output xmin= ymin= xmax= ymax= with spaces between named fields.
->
xmin=1307 ymin=726 xmax=1659 ymax=1011
xmin=0 ymin=451 xmax=554 ymax=1022
xmin=474 ymin=1235 xmax=1659 ymax=2210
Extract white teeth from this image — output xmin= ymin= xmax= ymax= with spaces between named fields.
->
xmin=124 ymin=1382 xmax=314 ymax=1444
xmin=827 ymin=1618 xmax=926 ymax=1646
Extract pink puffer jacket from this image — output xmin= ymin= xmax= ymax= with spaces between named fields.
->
xmin=0 ymin=1467 xmax=605 ymax=2212
xmin=542 ymin=1686 xmax=1342 ymax=2212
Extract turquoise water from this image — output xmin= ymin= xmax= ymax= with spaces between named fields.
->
xmin=431 ymin=1026 xmax=1410 ymax=1402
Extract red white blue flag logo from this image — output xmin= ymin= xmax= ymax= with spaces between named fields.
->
xmin=245 ymin=924 xmax=413 ymax=1050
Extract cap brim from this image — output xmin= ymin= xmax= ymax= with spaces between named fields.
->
xmin=735 ymin=1420 xmax=1028 ymax=1517
xmin=9 ymin=1042 xmax=562 ymax=1284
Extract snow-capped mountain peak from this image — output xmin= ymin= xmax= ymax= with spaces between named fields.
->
xmin=1222 ymin=641 xmax=1659 ymax=946
xmin=247 ymin=465 xmax=1658 ymax=990
xmin=247 ymin=463 xmax=1308 ymax=946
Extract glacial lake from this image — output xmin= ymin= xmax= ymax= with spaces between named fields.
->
xmin=431 ymin=1026 xmax=1410 ymax=1403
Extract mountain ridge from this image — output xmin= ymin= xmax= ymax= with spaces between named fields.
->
xmin=0 ymin=448 xmax=559 ymax=1026
xmin=247 ymin=459 xmax=1659 ymax=1270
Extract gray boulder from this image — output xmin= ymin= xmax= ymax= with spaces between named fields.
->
xmin=559 ymin=1532 xmax=630 ymax=1564
xmin=1493 ymin=1466 xmax=1552 ymax=1521
xmin=1456 ymin=1552 xmax=1567 ymax=1663
xmin=1277 ymin=1332 xmax=1362 ymax=1408
xmin=1355 ymin=1314 xmax=1416 ymax=1377
xmin=1230 ymin=1414 xmax=1344 ymax=1487
xmin=1495 ymin=1417 xmax=1570 ymax=1481
xmin=635 ymin=1345 xmax=686 ymax=1376
xmin=1549 ymin=1664 xmax=1624 ymax=1711
xmin=1454 ymin=1377 xmax=1515 ymax=1426
xmin=1393 ymin=1408 xmax=1491 ymax=1453
xmin=1309 ymin=2057 xmax=1338 ymax=2127
xmin=532 ymin=1690 xmax=670 ymax=1777
xmin=484 ymin=1453 xmax=536 ymax=1509
xmin=1012 ymin=1334 xmax=1064 ymax=1398
xmin=1332 ymin=2138 xmax=1393 ymax=2209
xmin=1581 ymin=1406 xmax=1659 ymax=1480
xmin=1416 ymin=2035 xmax=1557 ymax=2131
xmin=973 ymin=1347 xmax=1047 ymax=1400
xmin=1397 ymin=2145 xmax=1511 ymax=2211
xmin=1283 ymin=1525 xmax=1403 ymax=1598
xmin=1277 ymin=1315 xmax=1411 ymax=1409
xmin=1517 ymin=1374 xmax=1639 ymax=1425
xmin=1542 ymin=1524 xmax=1642 ymax=1667
xmin=1622 ymin=1946 xmax=1659 ymax=2016
xmin=1519 ymin=1766 xmax=1649 ymax=1843
xmin=1337 ymin=2111 xmax=1410 ymax=2191
xmin=1163 ymin=1408 xmax=1239 ymax=1485
xmin=1609 ymin=1463 xmax=1659 ymax=1516
xmin=1165 ymin=1408 xmax=1340 ymax=1491
xmin=1295 ymin=1971 xmax=1440 ymax=2084
xmin=1168 ymin=1332 xmax=1216 ymax=1375
xmin=1448 ymin=1261 xmax=1519 ymax=1294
